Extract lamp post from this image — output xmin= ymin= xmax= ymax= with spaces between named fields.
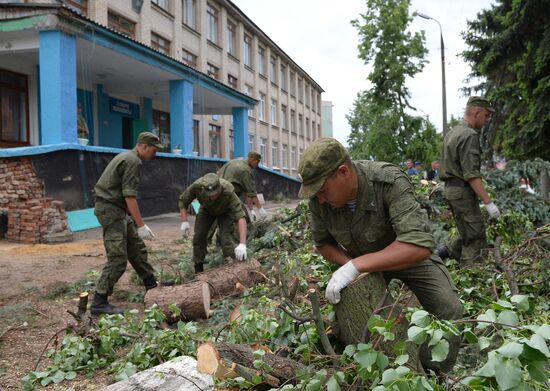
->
xmin=418 ymin=12 xmax=448 ymax=136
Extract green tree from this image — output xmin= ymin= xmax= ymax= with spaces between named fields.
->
xmin=462 ymin=0 xmax=550 ymax=160
xmin=347 ymin=0 xmax=434 ymax=164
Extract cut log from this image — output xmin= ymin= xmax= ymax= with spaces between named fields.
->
xmin=335 ymin=273 xmax=421 ymax=370
xmin=196 ymin=259 xmax=266 ymax=299
xmin=197 ymin=342 xmax=305 ymax=384
xmin=144 ymin=280 xmax=210 ymax=323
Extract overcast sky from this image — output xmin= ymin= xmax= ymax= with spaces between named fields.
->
xmin=232 ymin=0 xmax=495 ymax=145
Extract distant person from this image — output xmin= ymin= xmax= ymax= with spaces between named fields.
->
xmin=405 ymin=159 xmax=418 ymax=176
xmin=92 ymin=132 xmax=164 ymax=315
xmin=426 ymin=161 xmax=440 ymax=181
xmin=438 ymin=97 xmax=500 ymax=264
xmin=415 ymin=161 xmax=426 ymax=179
xmin=519 ymin=177 xmax=536 ymax=195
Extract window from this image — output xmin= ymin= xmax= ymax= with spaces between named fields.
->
xmin=257 ymin=46 xmax=265 ymax=75
xmin=271 ymin=141 xmax=279 ymax=167
xmin=193 ymin=119 xmax=200 ymax=154
xmin=229 ymin=129 xmax=234 ymax=158
xmin=182 ymin=48 xmax=197 ymax=67
xmin=290 ymin=109 xmax=296 ymax=133
xmin=312 ymin=121 xmax=315 ymax=139
xmin=244 ymin=84 xmax=254 ymax=117
xmin=152 ymin=0 xmax=170 ymax=11
xmin=298 ymin=114 xmax=303 ymax=135
xmin=65 ymin=0 xmax=87 ymax=14
xmin=291 ymin=146 xmax=297 ymax=169
xmin=108 ymin=11 xmax=135 ymax=38
xmin=228 ymin=74 xmax=238 ymax=89
xmin=270 ymin=99 xmax=277 ymax=125
xmin=306 ymin=118 xmax=310 ymax=139
xmin=227 ymin=20 xmax=237 ymax=56
xmin=298 ymin=78 xmax=303 ymax=101
xmin=151 ymin=32 xmax=170 ymax=55
xmin=182 ymin=0 xmax=196 ymax=29
xmin=209 ymin=123 xmax=221 ymax=157
xmin=260 ymin=137 xmax=267 ymax=161
xmin=305 ymin=85 xmax=310 ymax=106
xmin=282 ymin=143 xmax=288 ymax=168
xmin=299 ymin=148 xmax=303 ymax=165
xmin=243 ymin=33 xmax=252 ymax=67
xmin=206 ymin=3 xmax=219 ymax=44
xmin=318 ymin=123 xmax=321 ymax=139
xmin=280 ymin=64 xmax=287 ymax=91
xmin=258 ymin=93 xmax=266 ymax=121
xmin=0 ymin=68 xmax=29 ymax=147
xmin=269 ymin=56 xmax=277 ymax=83
xmin=289 ymin=71 xmax=296 ymax=95
xmin=248 ymin=134 xmax=254 ymax=151
xmin=318 ymin=94 xmax=321 ymax=114
xmin=153 ymin=110 xmax=170 ymax=151
xmin=207 ymin=63 xmax=219 ymax=80
xmin=280 ymin=105 xmax=287 ymax=129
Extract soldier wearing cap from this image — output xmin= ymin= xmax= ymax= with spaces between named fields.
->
xmin=298 ymin=137 xmax=462 ymax=374
xmin=438 ymin=96 xmax=500 ymax=263
xmin=217 ymin=151 xmax=267 ymax=222
xmin=91 ymin=132 xmax=164 ymax=315
xmin=178 ymin=173 xmax=247 ymax=273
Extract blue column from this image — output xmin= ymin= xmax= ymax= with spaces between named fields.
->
xmin=233 ymin=107 xmax=249 ymax=158
xmin=143 ymin=97 xmax=153 ymax=131
xmin=169 ymin=80 xmax=193 ymax=154
xmin=39 ymin=30 xmax=77 ymax=144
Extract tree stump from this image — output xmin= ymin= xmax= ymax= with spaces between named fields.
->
xmin=197 ymin=342 xmax=305 ymax=385
xmin=144 ymin=280 xmax=210 ymax=323
xmin=196 ymin=259 xmax=266 ymax=298
xmin=335 ymin=273 xmax=421 ymax=370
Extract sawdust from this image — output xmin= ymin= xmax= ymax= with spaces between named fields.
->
xmin=0 ymin=240 xmax=104 ymax=256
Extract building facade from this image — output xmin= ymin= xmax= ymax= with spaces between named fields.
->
xmin=321 ymin=100 xmax=333 ymax=137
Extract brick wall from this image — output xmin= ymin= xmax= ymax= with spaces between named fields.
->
xmin=0 ymin=157 xmax=70 ymax=243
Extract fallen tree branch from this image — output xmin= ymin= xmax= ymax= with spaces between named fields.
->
xmin=308 ymin=287 xmax=337 ymax=360
xmin=493 ymin=236 xmax=519 ymax=295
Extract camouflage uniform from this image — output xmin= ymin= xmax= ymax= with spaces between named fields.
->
xmin=308 ymin=159 xmax=463 ymax=374
xmin=440 ymin=121 xmax=487 ymax=262
xmin=218 ymin=158 xmax=257 ymax=223
xmin=179 ymin=176 xmax=245 ymax=267
xmin=94 ymin=148 xmax=155 ymax=297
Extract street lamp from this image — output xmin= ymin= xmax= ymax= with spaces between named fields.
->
xmin=417 ymin=12 xmax=448 ymax=136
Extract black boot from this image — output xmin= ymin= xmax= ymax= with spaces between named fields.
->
xmin=144 ymin=276 xmax=175 ymax=290
xmin=91 ymin=293 xmax=124 ymax=316
xmin=436 ymin=245 xmax=450 ymax=260
xmin=194 ymin=263 xmax=204 ymax=273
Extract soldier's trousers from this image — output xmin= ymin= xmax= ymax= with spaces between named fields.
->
xmin=193 ymin=208 xmax=237 ymax=266
xmin=94 ymin=201 xmax=155 ymax=297
xmin=444 ymin=185 xmax=488 ymax=262
xmin=384 ymin=256 xmax=463 ymax=374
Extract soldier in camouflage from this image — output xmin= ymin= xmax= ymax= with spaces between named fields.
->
xmin=179 ymin=173 xmax=247 ymax=273
xmin=439 ymin=97 xmax=500 ymax=263
xmin=92 ymin=132 xmax=163 ymax=316
xmin=298 ymin=137 xmax=463 ymax=375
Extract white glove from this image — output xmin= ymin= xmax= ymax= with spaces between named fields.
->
xmin=138 ymin=224 xmax=155 ymax=240
xmin=180 ymin=221 xmax=190 ymax=237
xmin=326 ymin=261 xmax=360 ymax=304
xmin=485 ymin=202 xmax=500 ymax=219
xmin=235 ymin=243 xmax=247 ymax=261
xmin=249 ymin=209 xmax=258 ymax=222
xmin=258 ymin=207 xmax=268 ymax=220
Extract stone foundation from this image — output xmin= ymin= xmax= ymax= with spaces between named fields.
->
xmin=0 ymin=157 xmax=71 ymax=243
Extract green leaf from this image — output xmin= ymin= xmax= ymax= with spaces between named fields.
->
xmin=494 ymin=357 xmax=523 ymax=390
xmin=463 ymin=329 xmax=478 ymax=344
xmin=526 ymin=334 xmax=550 ymax=358
xmin=493 ymin=299 xmax=514 ymax=310
xmin=376 ymin=352 xmax=389 ymax=370
xmin=476 ymin=309 xmax=497 ymax=329
xmin=478 ymin=336 xmax=492 ymax=350
xmin=65 ymin=371 xmax=77 ymax=380
xmin=411 ymin=310 xmax=431 ymax=327
xmin=326 ymin=375 xmax=341 ymax=391
xmin=343 ymin=345 xmax=356 ymax=357
xmin=431 ymin=339 xmax=449 ymax=362
xmin=510 ymin=295 xmax=529 ymax=312
xmin=354 ymin=350 xmax=378 ymax=369
xmin=395 ymin=354 xmax=409 ymax=365
xmin=497 ymin=310 xmax=519 ymax=327
xmin=380 ymin=368 xmax=398 ymax=386
xmin=428 ymin=329 xmax=444 ymax=347
xmin=497 ymin=341 xmax=524 ymax=358
xmin=395 ymin=365 xmax=410 ymax=376
xmin=535 ymin=324 xmax=550 ymax=340
xmin=526 ymin=360 xmax=547 ymax=383
xmin=408 ymin=326 xmax=428 ymax=344
xmin=382 ymin=331 xmax=395 ymax=341
xmin=475 ymin=351 xmax=497 ymax=377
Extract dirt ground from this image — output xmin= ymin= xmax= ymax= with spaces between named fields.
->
xmin=0 ymin=201 xmax=293 ymax=390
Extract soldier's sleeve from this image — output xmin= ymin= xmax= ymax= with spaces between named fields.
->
xmin=384 ymin=174 xmax=435 ymax=251
xmin=309 ymin=200 xmax=338 ymax=247
xmin=242 ymin=171 xmax=258 ymax=197
xmin=121 ymin=159 xmax=141 ymax=198
xmin=228 ymin=192 xmax=246 ymax=220
xmin=459 ymin=133 xmax=482 ymax=180
xmin=178 ymin=183 xmax=197 ymax=210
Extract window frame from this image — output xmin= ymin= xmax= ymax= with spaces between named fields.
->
xmin=243 ymin=33 xmax=252 ymax=67
xmin=151 ymin=31 xmax=171 ymax=55
xmin=206 ymin=3 xmax=219 ymax=44
xmin=208 ymin=123 xmax=221 ymax=157
xmin=0 ymin=68 xmax=30 ymax=147
xmin=108 ymin=10 xmax=136 ymax=38
xmin=182 ymin=0 xmax=196 ymax=29
xmin=181 ymin=48 xmax=198 ymax=67
xmin=257 ymin=45 xmax=266 ymax=76
xmin=207 ymin=62 xmax=219 ymax=80
xmin=227 ymin=19 xmax=237 ymax=57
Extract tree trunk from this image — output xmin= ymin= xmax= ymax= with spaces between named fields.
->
xmin=335 ymin=273 xmax=421 ymax=370
xmin=541 ymin=169 xmax=550 ymax=200
xmin=144 ymin=280 xmax=210 ymax=323
xmin=197 ymin=342 xmax=305 ymax=384
xmin=196 ymin=259 xmax=266 ymax=299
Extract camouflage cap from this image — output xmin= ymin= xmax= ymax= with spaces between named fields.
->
xmin=137 ymin=132 xmax=164 ymax=149
xmin=248 ymin=151 xmax=262 ymax=161
xmin=467 ymin=96 xmax=495 ymax=113
xmin=200 ymin=173 xmax=221 ymax=197
xmin=298 ymin=138 xmax=348 ymax=199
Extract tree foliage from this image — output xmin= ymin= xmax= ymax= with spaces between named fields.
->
xmin=462 ymin=0 xmax=550 ymax=160
xmin=347 ymin=0 xmax=439 ymax=164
